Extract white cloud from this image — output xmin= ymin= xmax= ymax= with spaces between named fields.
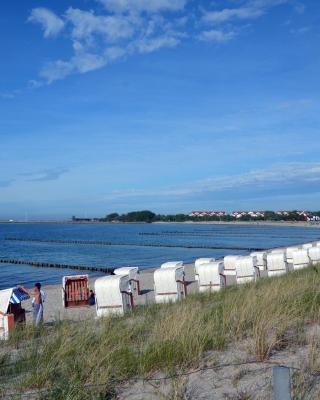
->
xmin=203 ymin=7 xmax=264 ymax=24
xmin=28 ymin=8 xmax=65 ymax=38
xmin=28 ymin=0 xmax=296 ymax=84
xmin=30 ymin=4 xmax=185 ymax=84
xmin=135 ymin=35 xmax=180 ymax=53
xmin=65 ymin=7 xmax=136 ymax=43
xmin=198 ymin=29 xmax=236 ymax=42
xmin=97 ymin=0 xmax=187 ymax=13
xmin=203 ymin=0 xmax=288 ymax=24
xmin=100 ymin=163 xmax=320 ymax=201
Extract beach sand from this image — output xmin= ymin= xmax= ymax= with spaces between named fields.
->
xmin=23 ymin=264 xmax=199 ymax=324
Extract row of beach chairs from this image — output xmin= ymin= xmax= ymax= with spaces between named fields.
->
xmin=93 ymin=241 xmax=320 ymax=317
xmin=2 ymin=241 xmax=318 ymax=340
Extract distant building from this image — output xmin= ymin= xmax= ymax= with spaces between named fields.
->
xmin=231 ymin=211 xmax=265 ymax=218
xmin=189 ymin=211 xmax=226 ymax=217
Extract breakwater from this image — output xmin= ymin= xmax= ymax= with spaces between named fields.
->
xmin=4 ymin=237 xmax=264 ymax=251
xmin=0 ymin=259 xmax=115 ymax=274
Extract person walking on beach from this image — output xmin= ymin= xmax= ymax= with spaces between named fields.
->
xmin=18 ymin=282 xmax=45 ymax=326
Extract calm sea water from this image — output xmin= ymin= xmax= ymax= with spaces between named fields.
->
xmin=0 ymin=222 xmax=319 ymax=288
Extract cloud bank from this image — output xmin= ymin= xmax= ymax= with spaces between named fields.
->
xmin=100 ymin=163 xmax=320 ymax=202
xmin=28 ymin=0 xmax=296 ymax=85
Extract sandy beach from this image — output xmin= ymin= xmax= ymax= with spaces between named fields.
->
xmin=23 ymin=264 xmax=199 ymax=324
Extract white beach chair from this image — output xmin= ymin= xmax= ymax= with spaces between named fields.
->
xmin=95 ymin=275 xmax=133 ymax=317
xmin=308 ymin=247 xmax=320 ymax=265
xmin=223 ymin=255 xmax=239 ymax=276
xmin=302 ymin=243 xmax=313 ymax=250
xmin=0 ymin=288 xmax=29 ymax=340
xmin=154 ymin=266 xmax=186 ymax=303
xmin=250 ymin=252 xmax=267 ymax=272
xmin=194 ymin=258 xmax=215 ymax=281
xmin=266 ymin=253 xmax=288 ymax=276
xmin=286 ymin=247 xmax=301 ymax=264
xmin=114 ymin=267 xmax=140 ymax=294
xmin=235 ymin=256 xmax=260 ymax=284
xmin=292 ymin=249 xmax=310 ymax=270
xmin=197 ymin=261 xmax=225 ymax=292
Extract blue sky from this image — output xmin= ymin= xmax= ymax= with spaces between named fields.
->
xmin=0 ymin=0 xmax=319 ymax=219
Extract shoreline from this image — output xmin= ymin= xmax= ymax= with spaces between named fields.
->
xmin=0 ymin=220 xmax=319 ymax=228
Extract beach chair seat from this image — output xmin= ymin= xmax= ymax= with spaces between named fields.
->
xmin=308 ymin=247 xmax=320 ymax=265
xmin=235 ymin=256 xmax=260 ymax=284
xmin=62 ymin=275 xmax=89 ymax=308
xmin=194 ymin=258 xmax=215 ymax=281
xmin=154 ymin=266 xmax=186 ymax=303
xmin=292 ymin=249 xmax=310 ymax=270
xmin=197 ymin=261 xmax=225 ymax=292
xmin=114 ymin=267 xmax=140 ymax=294
xmin=302 ymin=243 xmax=313 ymax=250
xmin=95 ymin=275 xmax=133 ymax=317
xmin=266 ymin=253 xmax=288 ymax=276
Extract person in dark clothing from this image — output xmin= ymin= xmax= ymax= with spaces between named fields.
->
xmin=89 ymin=289 xmax=95 ymax=306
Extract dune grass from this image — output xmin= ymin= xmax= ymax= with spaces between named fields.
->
xmin=1 ymin=265 xmax=320 ymax=399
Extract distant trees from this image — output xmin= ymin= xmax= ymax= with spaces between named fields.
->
xmin=101 ymin=211 xmax=156 ymax=223
xmin=72 ymin=210 xmax=315 ymax=223
xmin=105 ymin=213 xmax=120 ymax=221
xmin=121 ymin=211 xmax=156 ymax=223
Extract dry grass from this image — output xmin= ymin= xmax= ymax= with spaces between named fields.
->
xmin=1 ymin=265 xmax=320 ymax=399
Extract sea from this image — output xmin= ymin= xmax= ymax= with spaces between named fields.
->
xmin=0 ymin=222 xmax=319 ymax=288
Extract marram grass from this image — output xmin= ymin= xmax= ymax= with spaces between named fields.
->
xmin=2 ymin=265 xmax=320 ymax=399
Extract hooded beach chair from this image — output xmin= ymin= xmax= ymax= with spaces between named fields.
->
xmin=235 ymin=256 xmax=260 ymax=284
xmin=114 ymin=267 xmax=140 ymax=295
xmin=194 ymin=258 xmax=215 ymax=281
xmin=292 ymin=249 xmax=310 ymax=270
xmin=95 ymin=275 xmax=133 ymax=317
xmin=0 ymin=287 xmax=29 ymax=340
xmin=154 ymin=265 xmax=186 ymax=303
xmin=266 ymin=253 xmax=288 ymax=276
xmin=197 ymin=261 xmax=225 ymax=292
xmin=308 ymin=247 xmax=320 ymax=265
xmin=62 ymin=275 xmax=89 ymax=308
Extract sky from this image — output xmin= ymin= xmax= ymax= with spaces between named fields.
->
xmin=0 ymin=0 xmax=320 ymax=219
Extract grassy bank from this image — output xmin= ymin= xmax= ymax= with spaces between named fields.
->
xmin=1 ymin=265 xmax=320 ymax=399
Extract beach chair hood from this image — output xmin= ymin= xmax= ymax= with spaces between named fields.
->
xmin=114 ymin=267 xmax=139 ymax=280
xmin=0 ymin=288 xmax=30 ymax=315
xmin=161 ymin=261 xmax=183 ymax=269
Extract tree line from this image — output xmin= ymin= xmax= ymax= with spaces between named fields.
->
xmin=72 ymin=210 xmax=319 ymax=223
